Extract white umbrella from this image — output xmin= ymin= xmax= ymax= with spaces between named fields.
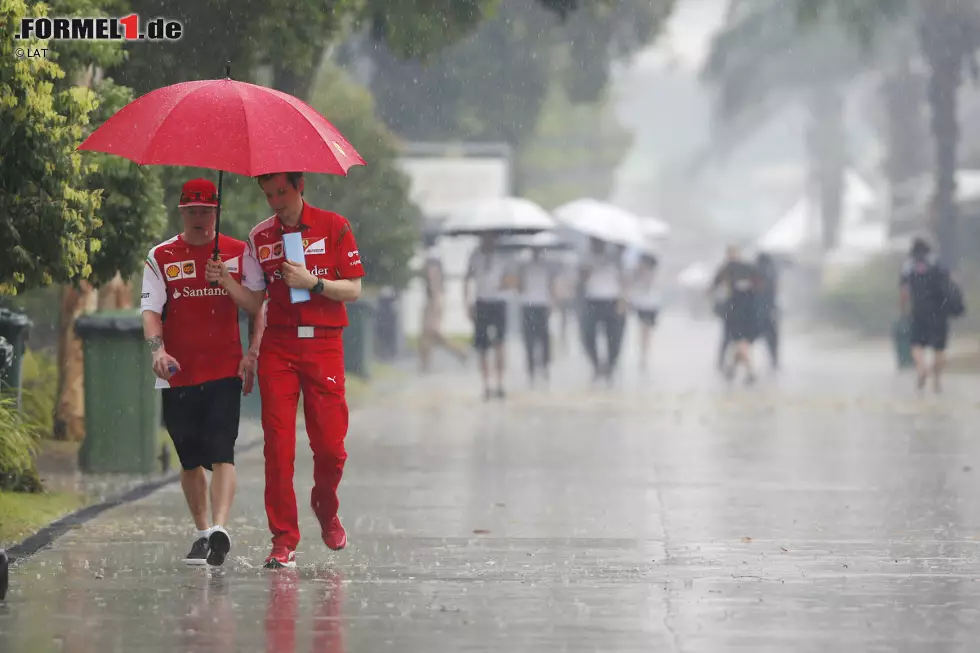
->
xmin=495 ymin=231 xmax=571 ymax=251
xmin=441 ymin=196 xmax=557 ymax=236
xmin=640 ymin=216 xmax=671 ymax=238
xmin=677 ymin=262 xmax=712 ymax=289
xmin=552 ymin=198 xmax=647 ymax=248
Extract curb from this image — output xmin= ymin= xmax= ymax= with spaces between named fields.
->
xmin=6 ymin=367 xmax=407 ymax=567
xmin=6 ymin=432 xmax=266 ymax=566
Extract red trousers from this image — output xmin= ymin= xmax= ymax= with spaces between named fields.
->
xmin=258 ymin=331 xmax=348 ymax=549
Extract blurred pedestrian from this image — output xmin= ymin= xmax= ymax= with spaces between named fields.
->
xmin=552 ymin=256 xmax=577 ymax=354
xmin=465 ymin=234 xmax=515 ymax=400
xmin=710 ymin=245 xmax=760 ymax=384
xmin=579 ymin=238 xmax=628 ymax=385
xmin=899 ymin=237 xmax=962 ymax=392
xmin=755 ymin=252 xmax=779 ymax=370
xmin=418 ymin=236 xmax=467 ymax=372
xmin=517 ymin=246 xmax=558 ymax=385
xmin=630 ymin=252 xmax=662 ymax=374
xmin=142 ymin=178 xmax=266 ymax=567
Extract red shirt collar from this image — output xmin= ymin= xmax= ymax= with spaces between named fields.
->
xmin=275 ymin=201 xmax=312 ymax=233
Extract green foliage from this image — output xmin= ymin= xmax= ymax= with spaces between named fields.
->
xmin=368 ymin=0 xmax=670 ymax=147
xmin=795 ymin=0 xmax=910 ymax=47
xmin=363 ymin=0 xmax=498 ymax=59
xmin=306 ymin=63 xmax=421 ymax=288
xmin=819 ymin=253 xmax=980 ymax=335
xmin=518 ymin=84 xmax=634 ymax=208
xmin=46 ymin=0 xmax=128 ymax=76
xmin=80 ymin=80 xmax=167 ymax=285
xmin=0 ymin=397 xmax=42 ymax=493
xmin=21 ymin=348 xmax=58 ymax=440
xmin=818 ymin=253 xmax=905 ymax=335
xmin=0 ymin=0 xmax=103 ymax=297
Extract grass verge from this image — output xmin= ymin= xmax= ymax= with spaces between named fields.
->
xmin=0 ymin=490 xmax=86 ymax=547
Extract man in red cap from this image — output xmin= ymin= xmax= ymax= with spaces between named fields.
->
xmin=207 ymin=171 xmax=364 ymax=569
xmin=141 ymin=178 xmax=267 ymax=567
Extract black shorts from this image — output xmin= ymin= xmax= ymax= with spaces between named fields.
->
xmin=910 ymin=314 xmax=949 ymax=350
xmin=474 ymin=300 xmax=507 ymax=351
xmin=162 ymin=376 xmax=242 ymax=471
xmin=724 ymin=300 xmax=758 ymax=342
xmin=636 ymin=308 xmax=659 ymax=326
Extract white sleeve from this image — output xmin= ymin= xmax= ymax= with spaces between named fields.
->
xmin=140 ymin=254 xmax=166 ymax=314
xmin=241 ymin=239 xmax=267 ymax=291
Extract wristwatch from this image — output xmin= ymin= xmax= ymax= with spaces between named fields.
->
xmin=311 ymin=278 xmax=324 ymax=294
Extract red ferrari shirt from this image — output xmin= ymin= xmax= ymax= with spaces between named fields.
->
xmin=140 ymin=233 xmax=263 ymax=388
xmin=248 ymin=202 xmax=365 ymax=329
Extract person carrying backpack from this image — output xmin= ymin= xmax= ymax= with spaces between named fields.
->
xmin=899 ymin=237 xmax=965 ymax=392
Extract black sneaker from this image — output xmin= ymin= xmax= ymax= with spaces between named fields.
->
xmin=183 ymin=537 xmax=209 ymax=566
xmin=207 ymin=527 xmax=231 ymax=567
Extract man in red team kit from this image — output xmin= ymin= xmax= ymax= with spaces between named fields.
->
xmin=208 ymin=171 xmax=364 ymax=569
xmin=141 ymin=178 xmax=267 ymax=567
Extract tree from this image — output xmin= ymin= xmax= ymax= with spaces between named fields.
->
xmin=700 ymin=0 xmax=885 ymax=251
xmin=365 ymin=0 xmax=671 ymax=148
xmin=796 ymin=0 xmax=980 ymax=269
xmin=112 ymin=0 xmax=500 ymax=99
xmin=518 ymin=83 xmax=635 ymax=208
xmin=0 ymin=0 xmax=103 ymax=296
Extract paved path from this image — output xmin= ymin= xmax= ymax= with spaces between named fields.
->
xmin=3 ymin=312 xmax=980 ymax=652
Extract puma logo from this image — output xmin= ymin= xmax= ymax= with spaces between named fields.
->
xmin=326 ymin=376 xmax=336 ymax=383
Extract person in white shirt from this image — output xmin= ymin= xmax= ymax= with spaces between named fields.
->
xmin=629 ymin=253 xmax=662 ymax=374
xmin=517 ymin=247 xmax=558 ymax=385
xmin=465 ymin=234 xmax=516 ymax=400
xmin=579 ymin=238 xmax=628 ymax=384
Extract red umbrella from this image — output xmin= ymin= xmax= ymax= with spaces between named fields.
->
xmin=77 ymin=65 xmax=366 ymax=263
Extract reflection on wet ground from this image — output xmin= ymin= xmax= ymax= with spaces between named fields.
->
xmin=3 ymin=314 xmax=980 ymax=651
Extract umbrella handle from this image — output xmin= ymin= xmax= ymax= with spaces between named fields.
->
xmin=210 ymin=169 xmax=224 ymax=286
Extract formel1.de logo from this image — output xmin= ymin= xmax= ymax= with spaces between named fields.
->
xmin=15 ymin=15 xmax=183 ymax=41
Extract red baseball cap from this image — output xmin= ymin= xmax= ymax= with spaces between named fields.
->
xmin=178 ymin=178 xmax=218 ymax=207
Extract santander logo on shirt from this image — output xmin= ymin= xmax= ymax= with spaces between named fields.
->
xmin=171 ymin=286 xmax=229 ymax=300
xmin=272 ymin=265 xmax=333 ymax=282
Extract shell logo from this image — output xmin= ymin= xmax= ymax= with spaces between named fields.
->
xmin=332 ymin=141 xmax=346 ymax=157
xmin=259 ymin=245 xmax=271 ymax=260
xmin=182 ymin=261 xmax=195 ymax=276
xmin=166 ymin=264 xmax=180 ymax=279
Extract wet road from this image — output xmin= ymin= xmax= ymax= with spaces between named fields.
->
xmin=3 ymin=312 xmax=980 ymax=652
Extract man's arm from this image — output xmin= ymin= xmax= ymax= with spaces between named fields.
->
xmin=313 ymin=277 xmax=362 ymax=302
xmin=246 ymin=300 xmax=267 ymax=356
xmin=899 ymin=265 xmax=911 ymax=315
xmin=140 ymin=256 xmax=179 ymax=380
xmin=206 ymin=244 xmax=266 ymax=314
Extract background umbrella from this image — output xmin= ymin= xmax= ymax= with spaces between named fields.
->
xmin=552 ymin=198 xmax=647 ymax=249
xmin=440 ymin=196 xmax=556 ymax=236
xmin=77 ymin=63 xmax=365 ymax=264
xmin=495 ymin=231 xmax=571 ymax=251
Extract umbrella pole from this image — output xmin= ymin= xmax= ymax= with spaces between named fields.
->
xmin=210 ymin=62 xmax=232 ymax=284
xmin=210 ymin=169 xmax=224 ymax=286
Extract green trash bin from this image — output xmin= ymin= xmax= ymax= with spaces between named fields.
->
xmin=75 ymin=311 xmax=160 ymax=475
xmin=0 ymin=308 xmax=33 ymax=411
xmin=893 ymin=316 xmax=914 ymax=370
xmin=343 ymin=299 xmax=375 ymax=379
